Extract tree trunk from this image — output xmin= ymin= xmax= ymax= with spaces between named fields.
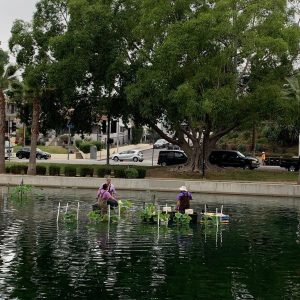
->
xmin=251 ymin=121 xmax=256 ymax=156
xmin=27 ymin=97 xmax=41 ymax=175
xmin=0 ymin=90 xmax=6 ymax=174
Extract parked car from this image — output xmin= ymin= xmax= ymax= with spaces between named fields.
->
xmin=208 ymin=150 xmax=259 ymax=169
xmin=158 ymin=150 xmax=188 ymax=166
xmin=16 ymin=147 xmax=51 ymax=160
xmin=111 ymin=150 xmax=144 ymax=162
xmin=280 ymin=156 xmax=300 ymax=172
xmin=153 ymin=139 xmax=169 ymax=149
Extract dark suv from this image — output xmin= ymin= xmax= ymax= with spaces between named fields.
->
xmin=158 ymin=150 xmax=188 ymax=166
xmin=208 ymin=150 xmax=259 ymax=170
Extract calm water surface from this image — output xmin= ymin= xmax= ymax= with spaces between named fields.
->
xmin=0 ymin=188 xmax=300 ymax=299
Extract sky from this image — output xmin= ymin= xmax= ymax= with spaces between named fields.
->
xmin=0 ymin=0 xmax=37 ymax=50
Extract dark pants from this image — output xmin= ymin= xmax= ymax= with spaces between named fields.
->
xmin=107 ymin=199 xmax=118 ymax=208
xmin=92 ymin=199 xmax=118 ymax=213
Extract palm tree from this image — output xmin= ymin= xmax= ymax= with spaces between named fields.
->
xmin=0 ymin=49 xmax=9 ymax=174
xmin=0 ymin=50 xmax=18 ymax=174
xmin=282 ymin=74 xmax=300 ymax=184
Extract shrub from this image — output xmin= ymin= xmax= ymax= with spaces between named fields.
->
xmin=36 ymin=165 xmax=47 ymax=175
xmin=113 ymin=167 xmax=126 ymax=178
xmin=49 ymin=165 xmax=61 ymax=176
xmin=96 ymin=167 xmax=112 ymax=177
xmin=75 ymin=139 xmax=83 ymax=148
xmin=125 ymin=168 xmax=139 ymax=179
xmin=5 ymin=165 xmax=10 ymax=173
xmin=10 ymin=164 xmax=27 ymax=174
xmin=136 ymin=167 xmax=147 ymax=178
xmin=64 ymin=166 xmax=77 ymax=177
xmin=92 ymin=141 xmax=103 ymax=151
xmin=237 ymin=144 xmax=246 ymax=153
xmin=79 ymin=142 xmax=93 ymax=154
xmin=80 ymin=167 xmax=94 ymax=177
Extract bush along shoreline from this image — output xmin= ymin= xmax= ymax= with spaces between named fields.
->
xmin=5 ymin=163 xmax=147 ymax=179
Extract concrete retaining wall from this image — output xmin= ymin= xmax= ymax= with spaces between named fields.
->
xmin=0 ymin=174 xmax=299 ymax=198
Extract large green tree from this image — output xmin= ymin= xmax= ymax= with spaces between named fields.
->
xmin=126 ymin=0 xmax=300 ymax=171
xmin=9 ymin=0 xmax=68 ymax=175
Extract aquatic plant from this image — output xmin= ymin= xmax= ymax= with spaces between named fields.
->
xmin=153 ymin=212 xmax=170 ymax=225
xmin=87 ymin=211 xmax=103 ymax=223
xmin=119 ymin=199 xmax=133 ymax=213
xmin=140 ymin=203 xmax=157 ymax=222
xmin=87 ymin=211 xmax=119 ymax=224
xmin=173 ymin=212 xmax=192 ymax=226
xmin=63 ymin=211 xmax=77 ymax=223
xmin=9 ymin=184 xmax=33 ymax=201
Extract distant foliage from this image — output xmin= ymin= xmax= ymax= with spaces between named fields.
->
xmin=64 ymin=166 xmax=77 ymax=177
xmin=36 ymin=165 xmax=47 ymax=175
xmin=125 ymin=168 xmax=139 ymax=179
xmin=80 ymin=167 xmax=94 ymax=177
xmin=49 ymin=165 xmax=61 ymax=176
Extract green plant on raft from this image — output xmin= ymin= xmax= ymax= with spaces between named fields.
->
xmin=87 ymin=211 xmax=103 ymax=223
xmin=63 ymin=211 xmax=77 ymax=223
xmin=119 ymin=199 xmax=133 ymax=213
xmin=153 ymin=212 xmax=170 ymax=225
xmin=9 ymin=184 xmax=33 ymax=201
xmin=140 ymin=203 xmax=157 ymax=222
xmin=174 ymin=212 xmax=191 ymax=226
xmin=87 ymin=211 xmax=119 ymax=223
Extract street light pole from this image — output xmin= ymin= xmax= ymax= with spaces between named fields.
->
xmin=202 ymin=129 xmax=206 ymax=179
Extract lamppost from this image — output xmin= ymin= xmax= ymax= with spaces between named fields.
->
xmin=202 ymin=129 xmax=206 ymax=179
xmin=66 ymin=108 xmax=74 ymax=160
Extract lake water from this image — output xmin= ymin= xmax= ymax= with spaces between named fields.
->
xmin=0 ymin=187 xmax=300 ymax=299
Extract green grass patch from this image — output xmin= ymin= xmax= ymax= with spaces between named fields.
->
xmin=13 ymin=146 xmax=68 ymax=154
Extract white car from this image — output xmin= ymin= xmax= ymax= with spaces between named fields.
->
xmin=111 ymin=150 xmax=144 ymax=162
xmin=153 ymin=139 xmax=169 ymax=149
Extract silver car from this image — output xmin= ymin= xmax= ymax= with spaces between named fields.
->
xmin=111 ymin=150 xmax=144 ymax=162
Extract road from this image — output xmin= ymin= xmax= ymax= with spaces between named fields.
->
xmin=8 ymin=148 xmax=289 ymax=171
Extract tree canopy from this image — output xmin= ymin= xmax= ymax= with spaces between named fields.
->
xmin=8 ymin=0 xmax=300 ymax=172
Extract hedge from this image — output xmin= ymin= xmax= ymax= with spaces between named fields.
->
xmin=78 ymin=142 xmax=93 ymax=154
xmin=113 ymin=167 xmax=126 ymax=178
xmin=136 ymin=168 xmax=147 ymax=179
xmin=49 ymin=165 xmax=61 ymax=176
xmin=125 ymin=168 xmax=139 ymax=179
xmin=96 ymin=167 xmax=112 ymax=177
xmin=36 ymin=165 xmax=47 ymax=176
xmin=64 ymin=166 xmax=77 ymax=177
xmin=80 ymin=167 xmax=94 ymax=177
xmin=10 ymin=164 xmax=28 ymax=174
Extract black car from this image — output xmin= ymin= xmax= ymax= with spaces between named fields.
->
xmin=16 ymin=147 xmax=51 ymax=160
xmin=208 ymin=150 xmax=259 ymax=170
xmin=158 ymin=150 xmax=188 ymax=166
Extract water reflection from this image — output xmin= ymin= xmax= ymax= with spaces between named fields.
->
xmin=0 ymin=189 xmax=300 ymax=299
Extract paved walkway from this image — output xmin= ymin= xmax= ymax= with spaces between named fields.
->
xmin=50 ymin=143 xmax=152 ymax=160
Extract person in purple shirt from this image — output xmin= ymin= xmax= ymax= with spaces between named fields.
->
xmin=101 ymin=176 xmax=116 ymax=197
xmin=176 ymin=186 xmax=192 ymax=213
xmin=97 ymin=183 xmax=118 ymax=213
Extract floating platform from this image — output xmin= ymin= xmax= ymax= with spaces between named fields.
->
xmin=200 ymin=212 xmax=230 ymax=224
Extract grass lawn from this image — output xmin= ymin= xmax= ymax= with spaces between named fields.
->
xmin=147 ymin=167 xmax=299 ymax=182
xmin=13 ymin=145 xmax=68 ymax=154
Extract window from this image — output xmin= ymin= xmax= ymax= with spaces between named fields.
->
xmin=174 ymin=152 xmax=184 ymax=158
